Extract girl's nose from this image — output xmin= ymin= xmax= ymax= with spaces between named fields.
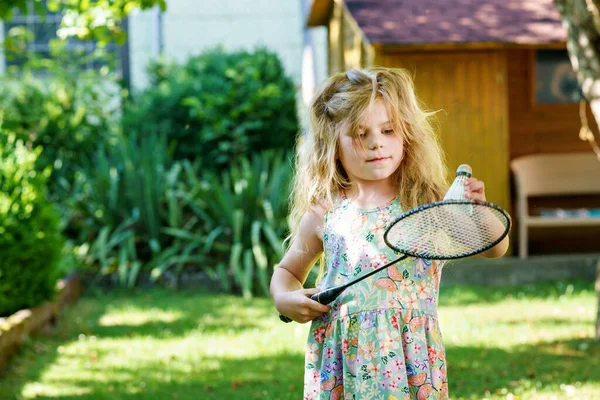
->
xmin=368 ymin=138 xmax=383 ymax=150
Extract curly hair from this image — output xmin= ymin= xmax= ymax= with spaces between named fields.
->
xmin=288 ymin=67 xmax=449 ymax=242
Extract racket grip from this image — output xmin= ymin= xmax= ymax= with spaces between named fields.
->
xmin=311 ymin=286 xmax=343 ymax=305
xmin=278 ymin=285 xmax=343 ymax=323
xmin=279 ymin=314 xmax=292 ymax=323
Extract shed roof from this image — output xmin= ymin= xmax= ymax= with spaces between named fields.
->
xmin=308 ymin=0 xmax=567 ymax=46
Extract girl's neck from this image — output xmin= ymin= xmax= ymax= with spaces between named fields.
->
xmin=344 ymin=182 xmax=398 ymax=210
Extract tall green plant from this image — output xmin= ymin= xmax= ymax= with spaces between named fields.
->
xmin=162 ymin=151 xmax=292 ymax=298
xmin=60 ymin=134 xmax=293 ymax=293
xmin=64 ymin=131 xmax=169 ymax=242
xmin=60 ymin=130 xmax=184 ymax=287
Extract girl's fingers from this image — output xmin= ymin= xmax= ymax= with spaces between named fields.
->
xmin=472 ymin=182 xmax=485 ymax=192
xmin=465 ymin=178 xmax=486 ymax=200
xmin=302 ymin=288 xmax=331 ymax=313
xmin=303 ymin=287 xmax=319 ymax=295
xmin=307 ymin=295 xmax=332 ymax=313
xmin=310 ymin=301 xmax=331 ymax=313
xmin=465 ymin=178 xmax=484 ymax=191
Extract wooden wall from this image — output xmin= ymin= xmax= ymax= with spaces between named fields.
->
xmin=328 ymin=0 xmax=373 ymax=74
xmin=375 ymin=50 xmax=511 ymax=212
xmin=507 ymin=49 xmax=596 ymax=159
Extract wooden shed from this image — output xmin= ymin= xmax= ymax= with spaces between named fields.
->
xmin=308 ymin=0 xmax=600 ymax=255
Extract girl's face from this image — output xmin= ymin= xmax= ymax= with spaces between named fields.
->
xmin=338 ymin=100 xmax=404 ymax=186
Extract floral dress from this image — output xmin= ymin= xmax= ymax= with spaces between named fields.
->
xmin=304 ymin=195 xmax=449 ymax=400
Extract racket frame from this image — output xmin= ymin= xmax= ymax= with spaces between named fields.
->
xmin=383 ymin=199 xmax=512 ymax=260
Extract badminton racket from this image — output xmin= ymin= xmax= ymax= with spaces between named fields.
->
xmin=279 ymin=165 xmax=511 ymax=322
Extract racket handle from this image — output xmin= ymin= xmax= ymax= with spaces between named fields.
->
xmin=279 ymin=314 xmax=292 ymax=323
xmin=311 ymin=285 xmax=344 ymax=305
xmin=278 ymin=285 xmax=344 ymax=323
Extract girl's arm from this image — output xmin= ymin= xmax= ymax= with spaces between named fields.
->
xmin=465 ymin=178 xmax=510 ymax=258
xmin=270 ymin=206 xmax=331 ymax=323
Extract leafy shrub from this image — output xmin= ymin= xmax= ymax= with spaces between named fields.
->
xmin=124 ymin=47 xmax=299 ymax=169
xmin=62 ymin=131 xmax=172 ymax=244
xmin=0 ymin=132 xmax=63 ymax=317
xmin=64 ymin=134 xmax=292 ymax=295
xmin=0 ymin=66 xmax=120 ymax=195
xmin=162 ymin=150 xmax=293 ymax=297
xmin=59 ymin=130 xmax=183 ymax=287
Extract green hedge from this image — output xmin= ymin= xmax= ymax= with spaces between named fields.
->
xmin=0 ymin=132 xmax=63 ymax=317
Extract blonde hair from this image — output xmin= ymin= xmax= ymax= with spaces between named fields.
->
xmin=289 ymin=67 xmax=448 ymax=241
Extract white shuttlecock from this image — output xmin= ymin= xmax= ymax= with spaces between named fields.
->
xmin=444 ymin=164 xmax=472 ymax=201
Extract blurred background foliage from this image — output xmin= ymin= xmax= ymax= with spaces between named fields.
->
xmin=124 ymin=48 xmax=299 ymax=170
xmin=0 ymin=132 xmax=63 ymax=316
xmin=0 ymin=0 xmax=167 ymax=46
xmin=0 ymin=35 xmax=299 ymax=316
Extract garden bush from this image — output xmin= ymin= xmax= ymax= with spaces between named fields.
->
xmin=0 ymin=131 xmax=63 ymax=317
xmin=123 ymin=47 xmax=299 ymax=170
xmin=0 ymin=65 xmax=120 ymax=195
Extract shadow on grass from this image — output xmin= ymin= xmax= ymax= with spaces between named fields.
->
xmin=80 ymin=287 xmax=274 ymax=337
xmin=0 ymin=288 xmax=279 ymax=400
xmin=497 ymin=317 xmax=592 ymax=327
xmin=447 ymin=338 xmax=600 ymax=399
xmin=1 ymin=284 xmax=598 ymax=400
xmin=2 ymin=351 xmax=305 ymax=400
xmin=439 ymin=279 xmax=595 ymax=306
xmin=9 ymin=338 xmax=597 ymax=400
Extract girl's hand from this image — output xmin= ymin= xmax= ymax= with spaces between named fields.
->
xmin=464 ymin=177 xmax=486 ymax=201
xmin=274 ymin=288 xmax=331 ymax=324
xmin=465 ymin=177 xmax=510 ymax=258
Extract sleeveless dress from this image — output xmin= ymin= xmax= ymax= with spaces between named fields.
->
xmin=304 ymin=194 xmax=449 ymax=400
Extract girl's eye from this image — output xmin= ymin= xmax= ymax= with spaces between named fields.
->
xmin=383 ymin=129 xmax=394 ymax=135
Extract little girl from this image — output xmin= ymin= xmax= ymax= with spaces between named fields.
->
xmin=270 ymin=67 xmax=508 ymax=400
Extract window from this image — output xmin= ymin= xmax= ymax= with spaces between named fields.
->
xmin=2 ymin=0 xmax=122 ymax=73
xmin=535 ymin=49 xmax=582 ymax=104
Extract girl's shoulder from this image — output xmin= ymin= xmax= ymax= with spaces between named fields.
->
xmin=310 ymin=192 xmax=346 ymax=215
xmin=301 ymin=202 xmax=328 ymax=241
xmin=308 ymin=201 xmax=328 ymax=219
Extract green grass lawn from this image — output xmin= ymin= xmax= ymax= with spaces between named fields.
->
xmin=0 ymin=280 xmax=598 ymax=400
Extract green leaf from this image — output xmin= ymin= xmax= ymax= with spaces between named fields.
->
xmin=203 ymin=226 xmax=224 ymax=254
xmin=232 ymin=209 xmax=244 ymax=244
xmin=215 ymin=263 xmax=231 ymax=292
xmin=117 ymin=245 xmax=129 ymax=287
xmin=229 ymin=243 xmax=243 ymax=285
xmin=128 ymin=261 xmax=142 ymax=288
xmin=242 ymin=249 xmax=254 ymax=299
xmin=251 ymin=221 xmax=270 ymax=296
xmin=262 ymin=223 xmax=285 ymax=259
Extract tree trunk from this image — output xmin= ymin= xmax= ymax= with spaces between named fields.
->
xmin=554 ymin=0 xmax=600 ymax=118
xmin=554 ymin=0 xmax=600 ymax=340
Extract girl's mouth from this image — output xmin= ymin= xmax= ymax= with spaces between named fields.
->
xmin=367 ymin=157 xmax=389 ymax=163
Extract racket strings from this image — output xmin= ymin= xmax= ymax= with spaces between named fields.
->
xmin=385 ymin=202 xmax=509 ymax=258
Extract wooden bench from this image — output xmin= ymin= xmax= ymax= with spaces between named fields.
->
xmin=510 ymin=152 xmax=600 ymax=259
